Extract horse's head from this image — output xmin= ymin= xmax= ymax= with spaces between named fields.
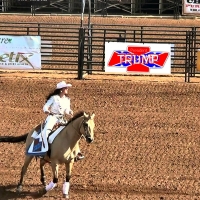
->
xmin=81 ymin=112 xmax=95 ymax=144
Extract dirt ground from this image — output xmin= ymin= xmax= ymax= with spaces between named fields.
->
xmin=0 ymin=71 xmax=200 ymax=200
xmin=1 ymin=15 xmax=200 ymax=200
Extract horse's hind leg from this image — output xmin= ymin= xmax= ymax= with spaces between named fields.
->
xmin=40 ymin=158 xmax=47 ymax=186
xmin=17 ymin=155 xmax=34 ymax=192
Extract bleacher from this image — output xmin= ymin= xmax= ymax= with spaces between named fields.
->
xmin=0 ymin=0 xmax=182 ymax=16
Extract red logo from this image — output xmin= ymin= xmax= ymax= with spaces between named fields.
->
xmin=108 ymin=46 xmax=169 ymax=73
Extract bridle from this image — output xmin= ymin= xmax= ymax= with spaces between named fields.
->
xmin=76 ymin=117 xmax=93 ymax=143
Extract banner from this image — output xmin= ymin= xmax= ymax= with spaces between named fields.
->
xmin=182 ymin=0 xmax=200 ymax=15
xmin=105 ymin=42 xmax=171 ymax=75
xmin=0 ymin=35 xmax=41 ymax=70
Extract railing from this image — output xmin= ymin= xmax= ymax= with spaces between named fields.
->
xmin=0 ymin=22 xmax=82 ymax=70
xmin=79 ymin=24 xmax=200 ymax=82
xmin=0 ymin=22 xmax=199 ymax=82
xmin=0 ymin=0 xmax=181 ymax=18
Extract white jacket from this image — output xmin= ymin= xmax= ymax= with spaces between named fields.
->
xmin=43 ymin=95 xmax=72 ymax=115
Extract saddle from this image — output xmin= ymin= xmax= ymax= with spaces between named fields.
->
xmin=27 ymin=122 xmax=66 ymax=156
xmin=34 ymin=122 xmax=64 ymax=138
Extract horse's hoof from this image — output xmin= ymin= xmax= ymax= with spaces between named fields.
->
xmin=16 ymin=185 xmax=22 ymax=193
xmin=42 ymin=181 xmax=47 ymax=186
xmin=63 ymin=194 xmax=69 ymax=199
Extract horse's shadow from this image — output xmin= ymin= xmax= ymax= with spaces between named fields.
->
xmin=0 ymin=184 xmax=47 ymax=200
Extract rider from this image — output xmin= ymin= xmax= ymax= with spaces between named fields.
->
xmin=42 ymin=80 xmax=84 ymax=160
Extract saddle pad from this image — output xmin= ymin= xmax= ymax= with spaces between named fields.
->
xmin=48 ymin=126 xmax=65 ymax=144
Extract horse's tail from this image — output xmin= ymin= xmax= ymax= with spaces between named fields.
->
xmin=0 ymin=133 xmax=28 ymax=143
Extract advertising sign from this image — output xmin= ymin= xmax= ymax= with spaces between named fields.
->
xmin=105 ymin=42 xmax=171 ymax=75
xmin=0 ymin=35 xmax=41 ymax=70
xmin=182 ymin=0 xmax=200 ymax=15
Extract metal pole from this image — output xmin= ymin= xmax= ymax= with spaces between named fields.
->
xmin=140 ymin=26 xmax=143 ymax=43
xmin=87 ymin=0 xmax=92 ymax=74
xmin=173 ymin=0 xmax=179 ymax=19
xmin=159 ymin=0 xmax=163 ymax=15
xmin=102 ymin=29 xmax=106 ymax=71
xmin=81 ymin=0 xmax=85 ymax=28
xmin=192 ymin=27 xmax=196 ymax=77
xmin=185 ymin=31 xmax=189 ymax=82
xmin=78 ymin=28 xmax=85 ymax=80
xmin=88 ymin=0 xmax=91 ymax=23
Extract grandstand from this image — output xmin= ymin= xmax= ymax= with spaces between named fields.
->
xmin=0 ymin=0 xmax=182 ymax=16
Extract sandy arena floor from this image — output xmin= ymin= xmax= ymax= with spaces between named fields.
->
xmin=0 ymin=71 xmax=200 ymax=200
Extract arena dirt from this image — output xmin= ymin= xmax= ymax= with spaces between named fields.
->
xmin=0 ymin=71 xmax=199 ymax=200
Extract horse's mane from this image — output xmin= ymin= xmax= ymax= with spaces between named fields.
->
xmin=66 ymin=111 xmax=84 ymax=125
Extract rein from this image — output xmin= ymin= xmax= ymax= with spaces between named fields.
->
xmin=69 ymin=115 xmax=90 ymax=141
xmin=71 ymin=118 xmax=85 ymax=138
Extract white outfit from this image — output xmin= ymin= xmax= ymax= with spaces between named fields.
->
xmin=43 ymin=95 xmax=72 ymax=115
xmin=42 ymin=95 xmax=72 ymax=151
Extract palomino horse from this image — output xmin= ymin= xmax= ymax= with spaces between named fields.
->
xmin=0 ymin=111 xmax=95 ymax=198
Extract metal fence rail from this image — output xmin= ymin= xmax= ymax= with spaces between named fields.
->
xmin=0 ymin=22 xmax=199 ymax=82
xmin=86 ymin=25 xmax=200 ymax=76
xmin=0 ymin=0 xmax=181 ymax=18
xmin=0 ymin=22 xmax=82 ymax=70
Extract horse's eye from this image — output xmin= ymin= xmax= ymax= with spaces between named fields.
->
xmin=84 ymin=123 xmax=88 ymax=127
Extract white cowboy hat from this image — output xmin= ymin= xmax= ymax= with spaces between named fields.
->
xmin=56 ymin=81 xmax=72 ymax=89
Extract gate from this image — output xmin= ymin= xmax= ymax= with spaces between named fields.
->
xmin=78 ymin=26 xmax=200 ymax=82
xmin=185 ymin=29 xmax=197 ymax=83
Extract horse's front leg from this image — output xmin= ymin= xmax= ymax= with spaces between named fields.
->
xmin=45 ymin=161 xmax=59 ymax=192
xmin=63 ymin=161 xmax=74 ymax=199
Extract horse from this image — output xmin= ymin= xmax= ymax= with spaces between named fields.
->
xmin=0 ymin=111 xmax=95 ymax=198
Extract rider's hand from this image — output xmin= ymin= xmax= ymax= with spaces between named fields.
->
xmin=69 ymin=110 xmax=73 ymax=116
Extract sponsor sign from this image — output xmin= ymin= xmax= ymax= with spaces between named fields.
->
xmin=182 ymin=0 xmax=200 ymax=15
xmin=105 ymin=42 xmax=171 ymax=75
xmin=0 ymin=36 xmax=41 ymax=70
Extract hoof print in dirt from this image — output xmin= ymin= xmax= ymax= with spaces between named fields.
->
xmin=16 ymin=185 xmax=23 ymax=193
xmin=33 ymin=188 xmax=47 ymax=198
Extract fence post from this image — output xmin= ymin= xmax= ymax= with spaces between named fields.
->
xmin=185 ymin=31 xmax=192 ymax=83
xmin=78 ymin=27 xmax=85 ymax=80
xmin=87 ymin=24 xmax=93 ymax=75
xmin=27 ymin=27 xmax=30 ymax=35
xmin=140 ymin=26 xmax=143 ymax=43
xmin=38 ymin=24 xmax=40 ymax=35
xmin=173 ymin=0 xmax=179 ymax=19
xmin=191 ymin=27 xmax=196 ymax=77
xmin=133 ymin=30 xmax=136 ymax=42
xmin=102 ymin=29 xmax=106 ymax=71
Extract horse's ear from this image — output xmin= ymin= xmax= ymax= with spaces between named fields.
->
xmin=84 ymin=112 xmax=89 ymax=118
xmin=90 ymin=113 xmax=95 ymax=119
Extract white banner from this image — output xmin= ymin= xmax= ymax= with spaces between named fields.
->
xmin=105 ymin=42 xmax=171 ymax=75
xmin=182 ymin=0 xmax=200 ymax=15
xmin=0 ymin=35 xmax=41 ymax=70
